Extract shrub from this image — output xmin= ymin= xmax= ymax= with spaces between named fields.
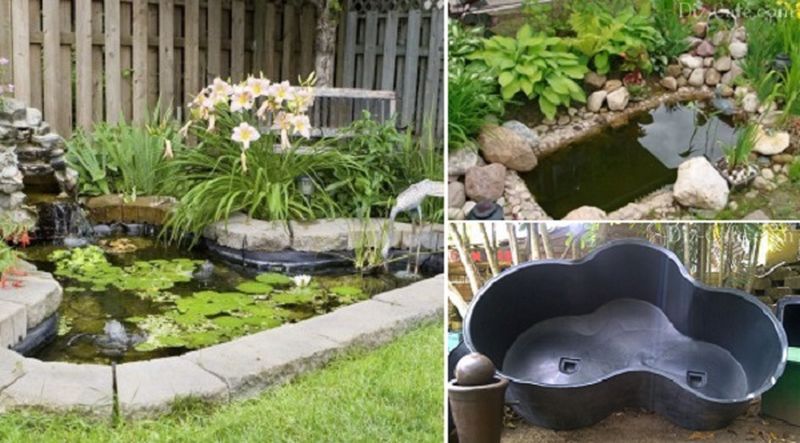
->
xmin=448 ymin=64 xmax=504 ymax=152
xmin=468 ymin=25 xmax=588 ymax=120
xmin=650 ymin=0 xmax=691 ymax=73
xmin=568 ymin=3 xmax=664 ymax=75
xmin=66 ymin=107 xmax=184 ymax=198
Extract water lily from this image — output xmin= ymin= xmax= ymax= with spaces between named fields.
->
xmin=231 ymin=122 xmax=260 ymax=151
xmin=292 ymin=274 xmax=312 ymax=288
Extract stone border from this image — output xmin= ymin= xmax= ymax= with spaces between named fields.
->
xmin=0 ymin=275 xmax=443 ymax=419
xmin=0 ymin=261 xmax=62 ymax=350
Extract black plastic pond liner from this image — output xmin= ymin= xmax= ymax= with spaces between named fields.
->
xmin=12 ymin=313 xmax=58 ymax=356
xmin=463 ymin=240 xmax=788 ymax=431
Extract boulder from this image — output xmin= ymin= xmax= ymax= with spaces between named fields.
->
xmin=688 ymin=68 xmax=706 ymax=87
xmin=705 ymin=68 xmax=721 ymax=86
xmin=660 ymin=77 xmax=678 ymax=91
xmin=721 ymin=62 xmax=742 ymax=85
xmin=562 ymin=206 xmax=607 ymax=221
xmin=465 ymin=163 xmax=506 ymax=202
xmin=477 ymin=125 xmax=538 ymax=172
xmin=447 ymin=147 xmax=481 ymax=176
xmin=603 ymin=80 xmax=623 ymax=93
xmin=753 ymin=126 xmax=791 ymax=156
xmin=711 ymin=30 xmax=730 ymax=46
xmin=501 ymin=120 xmax=539 ymax=149
xmin=729 ymin=41 xmax=748 ymax=59
xmin=679 ymin=54 xmax=703 ymax=69
xmin=584 ymin=72 xmax=607 ymax=90
xmin=696 ymin=40 xmax=715 ymax=57
xmin=673 ymin=157 xmax=729 ymax=211
xmin=449 ymin=181 xmax=466 ymax=209
xmin=692 ymin=22 xmax=708 ymax=38
xmin=666 ymin=64 xmax=683 ymax=78
xmin=714 ymin=56 xmax=732 ymax=72
xmin=587 ymin=90 xmax=608 ymax=112
xmin=606 ymin=87 xmax=630 ymax=111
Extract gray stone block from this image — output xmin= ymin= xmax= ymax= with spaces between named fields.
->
xmin=0 ymin=349 xmax=26 ymax=391
xmin=290 ymin=219 xmax=350 ymax=251
xmin=203 ymin=212 xmax=291 ymax=251
xmin=0 ymin=359 xmax=113 ymax=417
xmin=116 ymin=357 xmax=229 ymax=419
xmin=373 ymin=274 xmax=443 ymax=317
xmin=0 ymin=300 xmax=27 ymax=348
xmin=0 ymin=272 xmax=62 ymax=326
xmin=184 ymin=325 xmax=340 ymax=400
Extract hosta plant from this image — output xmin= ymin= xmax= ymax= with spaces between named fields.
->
xmin=568 ymin=3 xmax=663 ymax=75
xmin=468 ymin=25 xmax=588 ymax=120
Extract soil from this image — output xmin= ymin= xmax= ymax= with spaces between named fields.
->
xmin=501 ymin=404 xmax=800 ymax=443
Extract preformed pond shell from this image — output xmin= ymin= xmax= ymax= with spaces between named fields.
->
xmin=463 ymin=240 xmax=788 ymax=430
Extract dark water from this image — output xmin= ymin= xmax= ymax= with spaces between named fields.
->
xmin=524 ymin=103 xmax=739 ymax=218
xmin=24 ymin=238 xmax=404 ymax=364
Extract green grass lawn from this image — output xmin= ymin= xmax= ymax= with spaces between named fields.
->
xmin=0 ymin=322 xmax=444 ymax=443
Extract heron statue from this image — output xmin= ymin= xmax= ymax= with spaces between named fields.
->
xmin=381 ymin=179 xmax=445 ymax=274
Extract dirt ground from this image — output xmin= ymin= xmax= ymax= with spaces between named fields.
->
xmin=501 ymin=405 xmax=800 ymax=443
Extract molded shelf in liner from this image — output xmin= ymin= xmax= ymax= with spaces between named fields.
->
xmin=463 ymin=240 xmax=788 ymax=430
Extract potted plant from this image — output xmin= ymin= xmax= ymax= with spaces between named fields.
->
xmin=716 ymin=122 xmax=759 ymax=189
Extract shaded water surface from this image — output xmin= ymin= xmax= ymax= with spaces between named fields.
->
xmin=524 ymin=103 xmax=739 ymax=218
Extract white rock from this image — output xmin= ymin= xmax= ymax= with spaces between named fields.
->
xmin=761 ymin=168 xmax=775 ymax=180
xmin=688 ymin=68 xmax=706 ymax=87
xmin=673 ymin=157 xmax=730 ymax=211
xmin=587 ymin=90 xmax=608 ymax=112
xmin=742 ymin=93 xmax=759 ymax=113
xmin=729 ymin=41 xmax=748 ymax=59
xmin=679 ymin=54 xmax=703 ymax=69
xmin=714 ymin=56 xmax=732 ymax=72
xmin=606 ymin=87 xmax=630 ymax=111
xmin=562 ymin=206 xmax=607 ymax=221
xmin=753 ymin=126 xmax=791 ymax=155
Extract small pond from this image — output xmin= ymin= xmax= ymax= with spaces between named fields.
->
xmin=24 ymin=237 xmax=405 ymax=364
xmin=523 ymin=102 xmax=740 ymax=218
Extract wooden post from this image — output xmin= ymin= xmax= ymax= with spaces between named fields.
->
xmin=159 ymin=0 xmax=174 ymax=110
xmin=105 ymin=0 xmax=122 ymax=123
xmin=11 ymin=0 xmax=29 ymax=104
xmin=75 ymin=0 xmax=93 ymax=129
xmin=132 ymin=0 xmax=149 ymax=124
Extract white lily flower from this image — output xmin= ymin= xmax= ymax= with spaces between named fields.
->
xmin=230 ymin=87 xmax=254 ymax=112
xmin=210 ymin=77 xmax=233 ymax=97
xmin=231 ymin=122 xmax=260 ymax=150
xmin=247 ymin=76 xmax=271 ymax=97
xmin=292 ymin=114 xmax=311 ymax=138
xmin=271 ymin=81 xmax=294 ymax=104
xmin=292 ymin=275 xmax=312 ymax=288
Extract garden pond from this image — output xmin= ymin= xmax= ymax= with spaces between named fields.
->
xmin=23 ymin=237 xmax=407 ymax=364
xmin=522 ymin=102 xmax=741 ymax=218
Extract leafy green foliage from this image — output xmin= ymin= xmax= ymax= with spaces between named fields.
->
xmin=568 ymin=3 xmax=663 ymax=75
xmin=740 ymin=17 xmax=783 ymax=94
xmin=66 ymin=107 xmax=183 ymax=198
xmin=468 ymin=25 xmax=588 ymax=120
xmin=723 ymin=122 xmax=758 ymax=172
xmin=255 ymin=272 xmax=293 ymax=286
xmin=448 ymin=21 xmax=505 ymax=152
xmin=650 ymin=0 xmax=691 ymax=73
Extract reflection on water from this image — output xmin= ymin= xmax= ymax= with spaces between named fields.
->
xmin=525 ymin=103 xmax=738 ymax=218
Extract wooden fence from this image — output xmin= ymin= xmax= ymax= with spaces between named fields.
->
xmin=0 ymin=0 xmax=443 ymax=137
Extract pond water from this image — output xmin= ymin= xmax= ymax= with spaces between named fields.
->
xmin=24 ymin=237 xmax=404 ymax=364
xmin=523 ymin=103 xmax=739 ymax=218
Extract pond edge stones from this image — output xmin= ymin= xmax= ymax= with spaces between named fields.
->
xmin=0 ymin=263 xmax=62 ymax=349
xmin=0 ymin=275 xmax=443 ymax=420
xmin=673 ymin=157 xmax=730 ymax=211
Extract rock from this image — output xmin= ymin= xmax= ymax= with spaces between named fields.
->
xmin=719 ymin=85 xmax=734 ymax=97
xmin=606 ymin=87 xmax=630 ymax=111
xmin=753 ymin=176 xmax=770 ymax=190
xmin=603 ymin=80 xmax=623 ymax=93
xmin=449 ymin=182 xmax=465 ymax=208
xmin=688 ymin=68 xmax=706 ymax=87
xmin=692 ymin=21 xmax=708 ymax=38
xmin=462 ymin=201 xmax=477 ymax=216
xmin=25 ymin=108 xmax=42 ymax=127
xmin=722 ymin=63 xmax=742 ymax=85
xmin=660 ymin=77 xmax=678 ymax=91
xmin=773 ymin=154 xmax=794 ymax=164
xmin=447 ymin=207 xmax=465 ymax=220
xmin=290 ymin=220 xmax=350 ymax=252
xmin=562 ymin=206 xmax=607 ymax=221
xmin=679 ymin=54 xmax=703 ymax=69
xmin=703 ymin=57 xmax=714 ymax=68
xmin=666 ymin=64 xmax=683 ymax=78
xmin=686 ymin=37 xmax=704 ymax=50
xmin=742 ymin=93 xmax=759 ymax=113
xmin=673 ymin=157 xmax=730 ymax=211
xmin=533 ymin=125 xmax=549 ymax=134
xmin=587 ymin=90 xmax=608 ymax=112
xmin=745 ymin=190 xmax=759 ymax=199
xmin=465 ymin=164 xmax=506 ymax=202
xmin=477 ymin=125 xmax=538 ymax=172
xmin=584 ymin=72 xmax=607 ymax=90
xmin=501 ymin=120 xmax=540 ymax=149
xmin=557 ymin=115 xmax=570 ymax=126
xmin=705 ymin=69 xmax=721 ymax=86
xmin=777 ymin=174 xmax=789 ymax=184
xmin=203 ymin=213 xmax=291 ymax=251
xmin=696 ymin=41 xmax=715 ymax=57
xmin=761 ymin=168 xmax=775 ymax=180
xmin=447 ymin=147 xmax=481 ymax=176
xmin=753 ymin=126 xmax=790 ymax=155
xmin=712 ymin=30 xmax=730 ymax=46
xmin=729 ymin=201 xmax=738 ymax=211
xmin=729 ymin=41 xmax=748 ymax=59
xmin=714 ymin=56 xmax=732 ymax=72
xmin=733 ymin=27 xmax=747 ymax=42
xmin=683 ymin=68 xmax=694 ymax=78
xmin=744 ymin=210 xmax=770 ymax=220
xmin=677 ymin=76 xmax=688 ymax=87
